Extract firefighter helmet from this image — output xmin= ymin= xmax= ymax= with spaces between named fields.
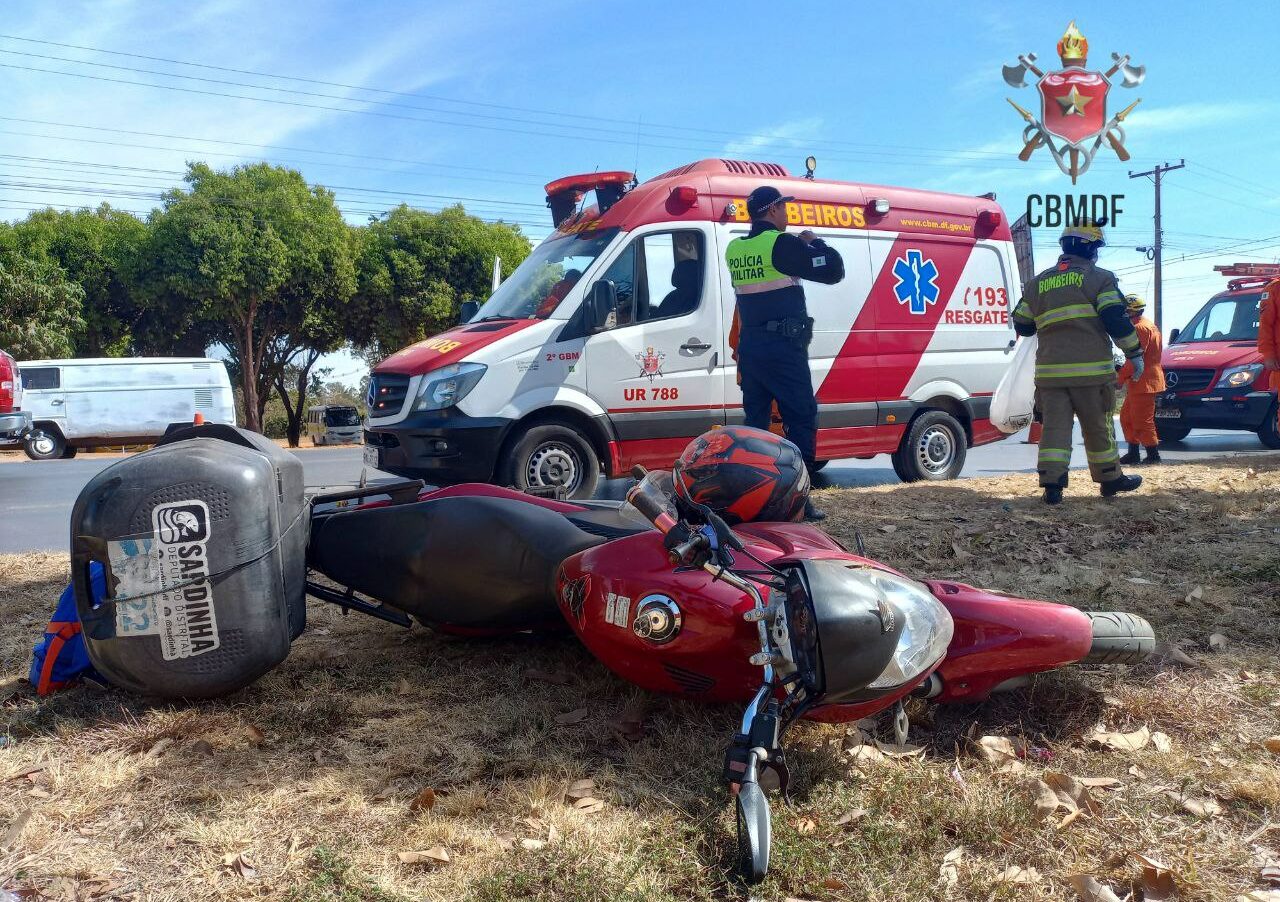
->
xmin=1125 ymin=294 xmax=1146 ymax=314
xmin=673 ymin=426 xmax=810 ymax=524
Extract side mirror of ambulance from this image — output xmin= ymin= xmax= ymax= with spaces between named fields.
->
xmin=586 ymin=280 xmax=618 ymax=333
xmin=458 ymin=300 xmax=480 ymax=324
xmin=1169 ymin=328 xmax=1180 ymax=343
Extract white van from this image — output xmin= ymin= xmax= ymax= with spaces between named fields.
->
xmin=306 ymin=405 xmax=363 ymax=445
xmin=17 ymin=357 xmax=236 ymax=460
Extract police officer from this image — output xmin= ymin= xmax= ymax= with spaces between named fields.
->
xmin=727 ymin=185 xmax=845 ymax=520
xmin=1012 ymin=221 xmax=1145 ymax=505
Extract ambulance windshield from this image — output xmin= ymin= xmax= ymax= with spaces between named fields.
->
xmin=472 ymin=227 xmax=620 ymax=321
xmin=1173 ymin=292 xmax=1262 ymax=344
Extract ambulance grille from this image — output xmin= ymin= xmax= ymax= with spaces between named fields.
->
xmin=193 ymin=388 xmax=213 ymax=408
xmin=720 ymin=159 xmax=788 ymax=177
xmin=367 ymin=373 xmax=410 ymax=417
xmin=1165 ymin=368 xmax=1215 ymax=393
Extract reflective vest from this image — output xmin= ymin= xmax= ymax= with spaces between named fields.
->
xmin=726 ymin=231 xmax=798 ymax=295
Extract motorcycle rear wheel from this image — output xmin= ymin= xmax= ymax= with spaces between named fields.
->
xmin=1082 ymin=611 xmax=1156 ymax=664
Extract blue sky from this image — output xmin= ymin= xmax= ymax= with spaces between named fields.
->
xmin=3 ymin=0 xmax=1278 ymax=385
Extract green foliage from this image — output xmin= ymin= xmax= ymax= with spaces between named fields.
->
xmin=285 ymin=848 xmax=414 ymax=902
xmin=5 ymin=204 xmax=148 ymax=356
xmin=352 ymin=204 xmax=531 ymax=361
xmin=0 ymin=256 xmax=85 ymax=359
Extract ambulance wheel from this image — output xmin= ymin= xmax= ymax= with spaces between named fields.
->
xmin=891 ymin=411 xmax=966 ymax=482
xmin=23 ymin=426 xmax=66 ymax=461
xmin=60 ymin=446 xmax=78 ymax=459
xmin=1156 ymin=424 xmax=1191 ymax=444
xmin=501 ymin=422 xmax=600 ymax=500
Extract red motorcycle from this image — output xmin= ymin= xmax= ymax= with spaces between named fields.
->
xmin=308 ymin=466 xmax=1154 ymax=882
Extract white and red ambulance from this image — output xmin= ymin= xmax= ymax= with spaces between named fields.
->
xmin=364 ymin=158 xmax=1017 ymax=497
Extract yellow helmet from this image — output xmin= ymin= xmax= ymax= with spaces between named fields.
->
xmin=1125 ymin=294 xmax=1146 ymax=314
xmin=1060 ymin=221 xmax=1106 ymax=244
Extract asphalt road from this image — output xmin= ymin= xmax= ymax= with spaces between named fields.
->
xmin=1 ymin=427 xmax=1274 ymax=554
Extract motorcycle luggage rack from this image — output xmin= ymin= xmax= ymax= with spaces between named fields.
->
xmin=305 ymin=579 xmax=413 ymax=628
xmin=308 ymin=478 xmax=426 ymax=509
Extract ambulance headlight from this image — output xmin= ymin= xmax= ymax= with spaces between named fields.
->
xmin=414 ymin=363 xmax=487 ymax=411
xmin=1215 ymin=363 xmax=1263 ymax=389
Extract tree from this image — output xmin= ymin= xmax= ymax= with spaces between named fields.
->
xmin=6 ymin=205 xmax=148 ymax=356
xmin=351 ymin=205 xmax=530 ymax=361
xmin=0 ymin=255 xmax=85 ymax=359
xmin=137 ymin=163 xmax=356 ymax=432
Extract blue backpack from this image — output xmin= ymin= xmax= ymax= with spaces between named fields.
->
xmin=30 ymin=563 xmax=106 ymax=695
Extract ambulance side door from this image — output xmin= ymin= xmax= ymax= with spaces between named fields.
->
xmin=583 ymin=225 xmax=724 ymax=465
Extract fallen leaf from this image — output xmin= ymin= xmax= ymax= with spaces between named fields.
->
xmin=873 ymin=739 xmax=925 ymax=758
xmin=794 ymin=816 xmax=817 ymax=835
xmin=1126 ymin=576 xmax=1153 ymax=585
xmin=973 ymin=735 xmax=1026 ymax=764
xmin=1057 ymin=808 xmax=1084 ymax=830
xmin=1185 ymin=585 xmax=1204 ymax=603
xmin=847 ymin=744 xmax=887 ymax=764
xmin=1152 ymin=732 xmax=1173 ymax=753
xmin=409 ymin=788 xmax=436 ymax=812
xmin=244 ymin=725 xmax=265 ymax=745
xmin=994 ymin=865 xmax=1040 ymax=884
xmin=1133 ymin=853 xmax=1178 ymax=900
xmin=145 ymin=737 xmax=173 ymax=758
xmin=2 ymin=807 xmax=31 ymax=849
xmin=520 ymin=838 xmax=546 ymax=851
xmin=1263 ymin=737 xmax=1280 ymax=755
xmin=395 ymin=678 xmax=412 ymax=696
xmin=223 ymin=851 xmax=257 ymax=880
xmin=1238 ymin=892 xmax=1280 ymax=902
xmin=527 ymin=668 xmax=568 ymax=685
xmin=1089 ymin=725 xmax=1151 ymax=752
xmin=1129 ymin=764 xmax=1146 ymax=779
xmin=1068 ymin=874 xmax=1124 ymax=902
xmin=565 ymin=778 xmax=595 ymax=801
xmin=4 ymin=767 xmax=43 ymax=782
xmin=555 ymin=708 xmax=588 ymax=725
xmin=1045 ymin=772 xmax=1102 ymax=814
xmin=834 ymin=809 xmax=868 ymax=828
xmin=1078 ymin=777 xmax=1123 ymax=788
xmin=1167 ymin=791 xmax=1221 ymax=817
xmin=1153 ymin=641 xmax=1200 ymax=668
xmin=1208 ymin=633 xmax=1229 ymax=652
xmin=548 ymin=824 xmax=560 ymax=845
xmin=878 ymin=524 xmax=898 ymax=533
xmin=1030 ymin=780 xmax=1058 ymax=821
xmin=938 ymin=845 xmax=964 ymax=889
xmin=823 ymin=877 xmax=848 ymax=890
xmin=572 ymin=797 xmax=606 ymax=814
xmin=494 ymin=832 xmax=517 ymax=851
xmin=398 ymin=847 xmax=450 ymax=866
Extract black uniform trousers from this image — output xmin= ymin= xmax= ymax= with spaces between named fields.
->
xmin=737 ymin=327 xmax=818 ymax=464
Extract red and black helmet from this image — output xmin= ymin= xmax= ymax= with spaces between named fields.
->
xmin=674 ymin=426 xmax=810 ymax=524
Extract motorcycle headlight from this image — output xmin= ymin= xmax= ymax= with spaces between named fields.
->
xmin=866 ymin=573 xmax=954 ymax=689
xmin=413 ymin=363 xmax=487 ymax=411
xmin=1215 ymin=363 xmax=1263 ymax=389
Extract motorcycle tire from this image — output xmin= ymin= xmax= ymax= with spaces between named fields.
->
xmin=1082 ymin=611 xmax=1156 ymax=665
xmin=735 ymin=782 xmax=770 ymax=885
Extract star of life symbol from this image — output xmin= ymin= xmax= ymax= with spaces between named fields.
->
xmin=892 ymin=250 xmax=940 ymax=315
xmin=636 ymin=346 xmax=665 ymax=381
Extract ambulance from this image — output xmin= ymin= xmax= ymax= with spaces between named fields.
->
xmin=364 ymin=158 xmax=1018 ymax=498
xmin=1155 ymin=263 xmax=1280 ymax=448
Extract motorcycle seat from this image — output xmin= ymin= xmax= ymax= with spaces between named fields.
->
xmin=308 ymin=495 xmax=606 ymax=629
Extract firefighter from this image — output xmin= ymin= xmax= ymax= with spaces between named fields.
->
xmin=1259 ymin=277 xmax=1280 ymax=433
xmin=1117 ymin=294 xmax=1166 ymax=464
xmin=1012 ymin=221 xmax=1145 ymax=504
xmin=726 ymin=185 xmax=845 ymax=520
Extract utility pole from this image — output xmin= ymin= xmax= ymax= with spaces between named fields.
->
xmin=1128 ymin=160 xmax=1185 ymax=333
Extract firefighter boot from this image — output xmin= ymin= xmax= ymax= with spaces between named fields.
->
xmin=1100 ymin=474 xmax=1143 ymax=497
xmin=1121 ymin=444 xmax=1141 ymax=465
xmin=1143 ymin=446 xmax=1161 ymax=464
xmin=1043 ymin=475 xmax=1067 ymax=506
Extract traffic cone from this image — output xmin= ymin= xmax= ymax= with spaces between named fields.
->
xmin=1022 ymin=421 xmax=1042 ymax=444
xmin=193 ymin=412 xmax=205 ymax=426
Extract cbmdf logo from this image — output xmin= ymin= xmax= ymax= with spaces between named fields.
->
xmin=1002 ymin=21 xmax=1145 ymax=183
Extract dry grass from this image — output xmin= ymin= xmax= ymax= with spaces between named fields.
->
xmin=2 ymin=459 xmax=1279 ymax=901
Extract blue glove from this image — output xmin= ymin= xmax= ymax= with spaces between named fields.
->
xmin=1130 ymin=356 xmax=1145 ymax=382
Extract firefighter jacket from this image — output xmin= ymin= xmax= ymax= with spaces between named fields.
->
xmin=1117 ymin=316 xmax=1166 ymax=393
xmin=1259 ymin=278 xmax=1280 ymax=392
xmin=726 ymin=222 xmax=844 ymax=327
xmin=1012 ymin=254 xmax=1141 ymax=387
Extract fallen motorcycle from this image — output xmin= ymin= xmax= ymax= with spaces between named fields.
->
xmin=67 ymin=423 xmax=1155 ymax=882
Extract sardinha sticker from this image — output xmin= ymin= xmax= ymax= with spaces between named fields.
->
xmin=108 ymin=499 xmax=220 ymax=660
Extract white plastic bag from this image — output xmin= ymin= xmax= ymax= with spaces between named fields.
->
xmin=990 ymin=334 xmax=1038 ymax=434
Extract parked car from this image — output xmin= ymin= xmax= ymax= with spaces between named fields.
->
xmin=17 ymin=357 xmax=236 ymax=460
xmin=305 ymin=405 xmax=363 ymax=445
xmin=0 ymin=347 xmax=32 ymax=442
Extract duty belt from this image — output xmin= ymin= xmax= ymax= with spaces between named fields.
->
xmin=744 ymin=317 xmax=814 ymax=340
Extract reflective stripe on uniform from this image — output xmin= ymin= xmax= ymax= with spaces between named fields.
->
xmin=1116 ymin=331 xmax=1140 ymax=351
xmin=1086 ymin=447 xmax=1118 ymax=464
xmin=1096 ymin=289 xmax=1125 ymax=310
xmin=1034 ymin=303 xmax=1096 ymax=328
xmin=1012 ymin=300 xmax=1033 ymax=322
xmin=735 ymin=276 xmax=799 ymax=294
xmin=1035 ymin=360 xmax=1116 ymax=379
xmin=1038 ymin=447 xmax=1072 ymax=463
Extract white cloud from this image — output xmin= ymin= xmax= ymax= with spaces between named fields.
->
xmin=722 ymin=117 xmax=825 ymax=158
xmin=1126 ymin=101 xmax=1276 ymax=136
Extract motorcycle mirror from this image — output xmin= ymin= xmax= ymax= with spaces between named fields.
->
xmin=735 ymin=775 xmax=771 ymax=883
xmin=705 ymin=508 xmax=745 ymax=552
